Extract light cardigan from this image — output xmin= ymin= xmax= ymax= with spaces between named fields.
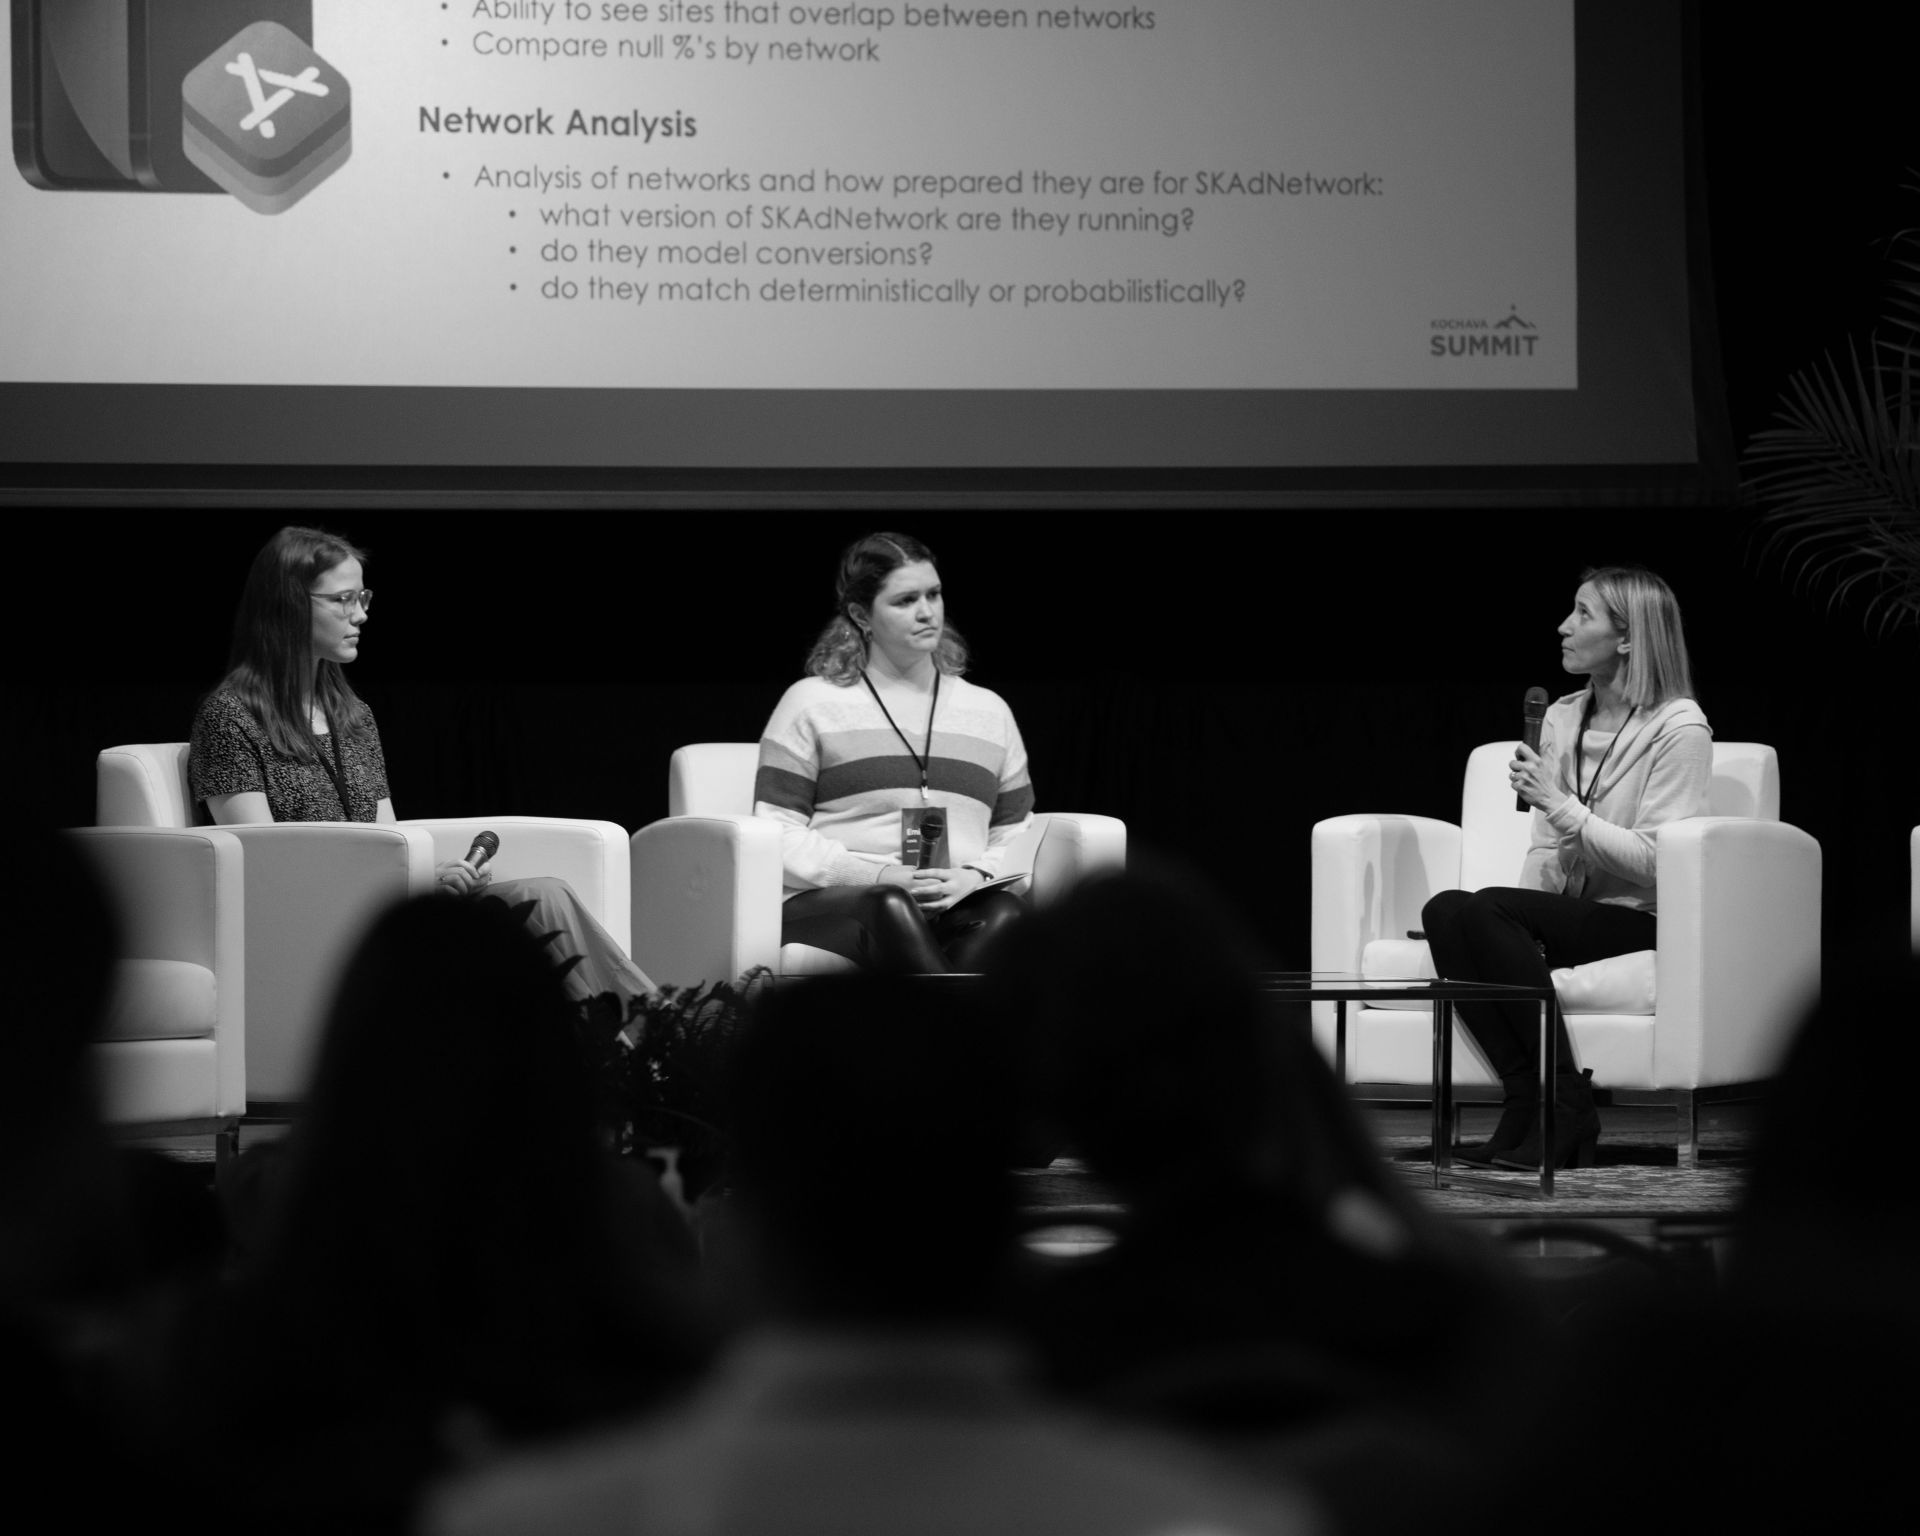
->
xmin=754 ymin=673 xmax=1035 ymax=893
xmin=1520 ymin=690 xmax=1713 ymax=912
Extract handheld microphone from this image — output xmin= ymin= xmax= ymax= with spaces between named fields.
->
xmin=917 ymin=809 xmax=946 ymax=869
xmin=1517 ymin=687 xmax=1550 ymax=812
xmin=466 ymin=830 xmax=499 ymax=870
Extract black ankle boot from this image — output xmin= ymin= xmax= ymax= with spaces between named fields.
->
xmin=1455 ymin=1073 xmax=1538 ymax=1166
xmin=1492 ymin=1069 xmax=1600 ymax=1170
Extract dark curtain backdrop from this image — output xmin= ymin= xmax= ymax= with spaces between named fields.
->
xmin=22 ymin=510 xmax=1918 ymax=969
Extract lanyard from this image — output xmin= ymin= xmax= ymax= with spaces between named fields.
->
xmin=313 ymin=705 xmax=353 ymax=818
xmin=1575 ymin=693 xmax=1635 ymax=808
xmin=863 ymin=669 xmax=940 ymax=802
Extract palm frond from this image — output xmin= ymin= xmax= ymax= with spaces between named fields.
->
xmin=1741 ymin=177 xmax=1920 ymax=634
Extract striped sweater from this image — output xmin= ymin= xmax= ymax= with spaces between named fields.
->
xmin=754 ymin=673 xmax=1035 ymax=892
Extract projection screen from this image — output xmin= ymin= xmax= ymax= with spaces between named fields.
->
xmin=2 ymin=0 xmax=1717 ymax=502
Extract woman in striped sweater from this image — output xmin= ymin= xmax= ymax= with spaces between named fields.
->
xmin=753 ymin=532 xmax=1035 ymax=973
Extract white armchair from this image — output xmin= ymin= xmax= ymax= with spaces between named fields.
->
xmin=97 ymin=743 xmax=630 ymax=1107
xmin=1311 ymin=741 xmax=1821 ymax=1167
xmin=629 ymin=743 xmax=1127 ymax=987
xmin=1910 ymin=826 xmax=1919 ymax=951
xmin=69 ymin=827 xmax=246 ymax=1160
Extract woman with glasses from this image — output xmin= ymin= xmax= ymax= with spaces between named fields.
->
xmin=188 ymin=525 xmax=654 ymax=1006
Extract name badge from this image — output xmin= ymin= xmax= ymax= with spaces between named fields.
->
xmin=900 ymin=806 xmax=950 ymax=870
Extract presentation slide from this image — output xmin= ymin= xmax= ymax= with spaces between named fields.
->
xmin=3 ymin=2 xmax=1697 ymax=481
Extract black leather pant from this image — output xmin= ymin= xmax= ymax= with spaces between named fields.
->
xmin=1421 ymin=886 xmax=1655 ymax=1079
xmin=781 ymin=883 xmax=1027 ymax=974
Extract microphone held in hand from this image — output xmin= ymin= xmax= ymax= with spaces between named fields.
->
xmin=1517 ymin=687 xmax=1550 ymax=812
xmin=466 ymin=830 xmax=499 ymax=870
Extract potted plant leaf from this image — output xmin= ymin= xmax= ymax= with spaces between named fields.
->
xmin=573 ymin=969 xmax=771 ymax=1208
xmin=1743 ymin=177 xmax=1919 ymax=633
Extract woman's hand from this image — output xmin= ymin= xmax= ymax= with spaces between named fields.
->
xmin=908 ymin=866 xmax=984 ymax=914
xmin=434 ymin=857 xmax=492 ymax=897
xmin=1509 ymin=743 xmax=1561 ymax=813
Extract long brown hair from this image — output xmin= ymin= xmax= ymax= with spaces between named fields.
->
xmin=804 ymin=531 xmax=970 ymax=685
xmin=217 ymin=525 xmax=372 ymax=761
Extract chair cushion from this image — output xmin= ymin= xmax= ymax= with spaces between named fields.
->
xmin=1360 ymin=939 xmax=1657 ymax=1016
xmin=1550 ymin=949 xmax=1657 ymax=1015
xmin=1359 ymin=938 xmax=1438 ymax=1011
xmin=97 ymin=959 xmax=218 ymax=1042
xmin=779 ymin=942 xmax=861 ymax=977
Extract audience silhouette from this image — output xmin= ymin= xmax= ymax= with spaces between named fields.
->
xmin=1 ymin=827 xmax=162 ymax=1526
xmin=989 ymin=867 xmax=1545 ymax=1531
xmin=428 ymin=973 xmax=1324 ymax=1535
xmin=147 ymin=894 xmax=714 ymax=1534
xmin=1492 ymin=950 xmax=1919 ymax=1532
xmin=11 ymin=831 xmax=1903 ymax=1534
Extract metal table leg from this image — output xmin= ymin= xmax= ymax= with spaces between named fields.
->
xmin=1540 ymin=997 xmax=1557 ymax=1199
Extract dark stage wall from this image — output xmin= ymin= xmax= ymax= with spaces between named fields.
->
xmin=21 ymin=510 xmax=1918 ymax=970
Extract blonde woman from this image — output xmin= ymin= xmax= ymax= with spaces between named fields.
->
xmin=1424 ymin=567 xmax=1712 ymax=1169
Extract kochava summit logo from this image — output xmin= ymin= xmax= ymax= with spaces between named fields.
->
xmin=1429 ymin=305 xmax=1541 ymax=358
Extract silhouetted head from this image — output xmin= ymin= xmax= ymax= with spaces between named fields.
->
xmin=989 ymin=866 xmax=1393 ymax=1215
xmin=8 ymin=826 xmax=120 ymax=1127
xmin=1732 ymin=951 xmax=1917 ymax=1293
xmin=2 ymin=826 xmax=133 ymax=1307
xmin=259 ymin=893 xmax=606 ymax=1315
xmin=728 ymin=974 xmax=1016 ymax=1324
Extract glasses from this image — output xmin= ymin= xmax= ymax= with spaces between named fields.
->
xmin=310 ymin=588 xmax=373 ymax=614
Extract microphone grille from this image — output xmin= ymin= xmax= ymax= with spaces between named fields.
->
xmin=1523 ymin=686 xmax=1550 ymax=716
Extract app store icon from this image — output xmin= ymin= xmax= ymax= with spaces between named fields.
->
xmin=181 ymin=21 xmax=351 ymax=214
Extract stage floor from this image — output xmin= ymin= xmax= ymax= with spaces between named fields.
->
xmin=1012 ymin=1100 xmax=1755 ymax=1286
xmin=132 ymin=1100 xmax=1756 ymax=1284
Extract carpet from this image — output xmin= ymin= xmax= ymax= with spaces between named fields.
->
xmin=1376 ymin=1102 xmax=1751 ymax=1218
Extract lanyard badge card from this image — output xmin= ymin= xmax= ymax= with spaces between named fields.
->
xmin=901 ymin=806 xmax=950 ymax=870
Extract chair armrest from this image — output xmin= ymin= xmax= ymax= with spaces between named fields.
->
xmin=219 ymin=823 xmax=436 ymax=1101
xmin=404 ymin=816 xmax=631 ymax=955
xmin=1008 ymin=812 xmax=1126 ymax=906
xmin=1311 ymin=814 xmax=1462 ymax=1034
xmin=1311 ymin=814 xmax=1463 ymax=971
xmin=71 ymin=828 xmax=247 ymax=1111
xmin=1910 ymin=825 xmax=1919 ymax=951
xmin=1653 ymin=816 xmax=1822 ymax=1086
xmin=630 ymin=815 xmax=785 ymax=989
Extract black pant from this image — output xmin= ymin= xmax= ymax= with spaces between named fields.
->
xmin=1420 ymin=887 xmax=1656 ymax=1080
xmin=781 ymin=883 xmax=1027 ymax=974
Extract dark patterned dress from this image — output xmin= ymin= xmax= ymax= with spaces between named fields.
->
xmin=189 ymin=688 xmax=389 ymax=821
xmin=187 ymin=687 xmax=654 ymax=1004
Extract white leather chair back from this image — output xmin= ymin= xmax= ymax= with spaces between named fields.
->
xmin=669 ymin=743 xmax=760 ymax=817
xmin=1459 ymin=741 xmax=1533 ymax=892
xmin=1703 ymin=742 xmax=1778 ymax=820
xmin=1460 ymin=739 xmax=1780 ymax=890
xmin=98 ymin=743 xmax=195 ymax=827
